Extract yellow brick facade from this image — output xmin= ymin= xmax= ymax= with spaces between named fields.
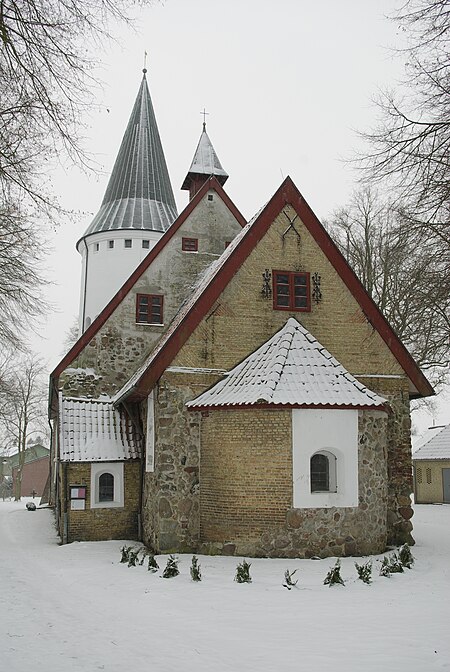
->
xmin=57 ymin=461 xmax=141 ymax=542
xmin=414 ymin=460 xmax=450 ymax=503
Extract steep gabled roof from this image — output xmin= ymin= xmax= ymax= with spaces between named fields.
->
xmin=181 ymin=124 xmax=228 ymax=191
xmin=59 ymin=397 xmax=142 ymax=462
xmin=50 ymin=177 xmax=246 ymax=407
xmin=78 ymin=71 xmax=177 ymax=243
xmin=114 ymin=177 xmax=434 ymax=404
xmin=413 ymin=424 xmax=450 ymax=460
xmin=186 ymin=318 xmax=387 ymax=410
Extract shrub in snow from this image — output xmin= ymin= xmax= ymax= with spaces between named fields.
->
xmin=235 ymin=559 xmax=252 ymax=584
xmin=324 ymin=559 xmax=345 ymax=587
xmin=379 ymin=553 xmax=404 ymax=577
xmin=127 ymin=548 xmax=140 ymax=567
xmin=162 ymin=555 xmax=180 ymax=578
xmin=355 ymin=560 xmax=372 ymax=584
xmin=283 ymin=568 xmax=298 ymax=590
xmin=398 ymin=544 xmax=414 ymax=569
xmin=120 ymin=545 xmax=133 ymax=564
xmin=190 ymin=555 xmax=202 ymax=582
xmin=147 ymin=555 xmax=159 ymax=572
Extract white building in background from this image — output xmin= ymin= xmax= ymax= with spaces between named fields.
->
xmin=77 ymin=69 xmax=178 ymax=332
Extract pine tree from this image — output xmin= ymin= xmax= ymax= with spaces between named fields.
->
xmin=324 ymin=559 xmax=345 ymax=586
xmin=355 ymin=560 xmax=372 ymax=584
xmin=190 ymin=555 xmax=202 ymax=582
xmin=147 ymin=555 xmax=159 ymax=572
xmin=398 ymin=544 xmax=415 ymax=569
xmin=235 ymin=559 xmax=252 ymax=584
xmin=162 ymin=555 xmax=180 ymax=578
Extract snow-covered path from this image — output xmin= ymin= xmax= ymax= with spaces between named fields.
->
xmin=1 ymin=499 xmax=449 ymax=672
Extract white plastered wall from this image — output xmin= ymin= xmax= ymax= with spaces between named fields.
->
xmin=292 ymin=409 xmax=358 ymax=508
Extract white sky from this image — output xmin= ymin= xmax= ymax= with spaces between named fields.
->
xmin=32 ymin=0 xmax=449 ymax=431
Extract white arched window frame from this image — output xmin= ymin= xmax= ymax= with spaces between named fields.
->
xmin=310 ymin=450 xmax=337 ymax=493
xmin=90 ymin=462 xmax=124 ymax=509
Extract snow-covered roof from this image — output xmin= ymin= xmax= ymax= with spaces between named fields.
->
xmin=413 ymin=424 xmax=450 ymax=460
xmin=181 ymin=125 xmax=228 ymax=190
xmin=59 ymin=397 xmax=142 ymax=462
xmin=186 ymin=318 xmax=387 ymax=409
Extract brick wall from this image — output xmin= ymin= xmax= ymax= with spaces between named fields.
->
xmin=59 ymin=461 xmax=141 ymax=542
xmin=200 ymin=408 xmax=292 ymax=550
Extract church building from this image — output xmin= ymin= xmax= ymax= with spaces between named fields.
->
xmin=48 ymin=70 xmax=433 ymax=558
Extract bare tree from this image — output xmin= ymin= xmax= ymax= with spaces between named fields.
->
xmin=0 ymin=0 xmax=154 ymax=350
xmin=357 ymin=1 xmax=449 ymax=244
xmin=328 ymin=188 xmax=450 ymax=385
xmin=0 ymin=356 xmax=47 ymax=500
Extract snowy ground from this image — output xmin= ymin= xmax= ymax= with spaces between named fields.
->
xmin=1 ymin=500 xmax=449 ymax=672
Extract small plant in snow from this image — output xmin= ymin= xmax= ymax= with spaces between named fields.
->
xmin=398 ymin=544 xmax=414 ymax=569
xmin=324 ymin=559 xmax=345 ymax=586
xmin=190 ymin=555 xmax=202 ymax=582
xmin=283 ymin=568 xmax=298 ymax=590
xmin=388 ymin=553 xmax=404 ymax=573
xmin=235 ymin=559 xmax=252 ymax=584
xmin=147 ymin=555 xmax=159 ymax=572
xmin=162 ymin=555 xmax=180 ymax=578
xmin=379 ymin=556 xmax=391 ymax=578
xmin=355 ymin=560 xmax=372 ymax=584
xmin=127 ymin=548 xmax=140 ymax=567
xmin=120 ymin=546 xmax=132 ymax=563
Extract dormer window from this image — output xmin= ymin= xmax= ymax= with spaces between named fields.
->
xmin=136 ymin=294 xmax=163 ymax=324
xmin=182 ymin=237 xmax=198 ymax=252
xmin=273 ymin=271 xmax=310 ymax=312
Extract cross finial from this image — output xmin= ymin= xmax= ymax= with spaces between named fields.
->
xmin=201 ymin=107 xmax=209 ymax=131
xmin=143 ymin=51 xmax=148 ymax=74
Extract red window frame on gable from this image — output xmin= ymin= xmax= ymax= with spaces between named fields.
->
xmin=136 ymin=294 xmax=164 ymax=324
xmin=182 ymin=237 xmax=198 ymax=252
xmin=273 ymin=271 xmax=311 ymax=312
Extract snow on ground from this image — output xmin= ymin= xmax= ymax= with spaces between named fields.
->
xmin=1 ymin=500 xmax=449 ymax=672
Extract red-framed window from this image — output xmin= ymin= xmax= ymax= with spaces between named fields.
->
xmin=273 ymin=271 xmax=311 ymax=312
xmin=136 ymin=294 xmax=163 ymax=324
xmin=182 ymin=237 xmax=198 ymax=252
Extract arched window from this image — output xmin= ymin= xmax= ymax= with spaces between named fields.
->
xmin=98 ymin=472 xmax=114 ymax=502
xmin=310 ymin=451 xmax=337 ymax=493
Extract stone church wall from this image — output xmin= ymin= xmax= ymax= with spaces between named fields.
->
xmin=61 ymin=192 xmax=243 ymax=399
xmin=198 ymin=408 xmax=388 ymax=558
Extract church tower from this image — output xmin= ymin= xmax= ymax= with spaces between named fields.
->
xmin=77 ymin=69 xmax=178 ymax=332
xmin=181 ymin=121 xmax=228 ymax=200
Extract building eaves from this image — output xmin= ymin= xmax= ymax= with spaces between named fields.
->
xmin=186 ymin=318 xmax=387 ymax=409
xmin=59 ymin=396 xmax=142 ymax=462
xmin=413 ymin=424 xmax=450 ymax=460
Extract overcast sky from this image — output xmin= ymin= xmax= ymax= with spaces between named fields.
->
xmin=34 ymin=0 xmax=449 ymax=431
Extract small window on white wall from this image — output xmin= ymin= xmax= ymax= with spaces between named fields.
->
xmin=310 ymin=451 xmax=337 ymax=493
xmin=90 ymin=463 xmax=124 ymax=508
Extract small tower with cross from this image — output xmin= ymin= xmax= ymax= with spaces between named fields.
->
xmin=181 ymin=110 xmax=229 ymax=201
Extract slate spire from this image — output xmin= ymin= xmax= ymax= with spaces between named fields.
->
xmin=81 ymin=70 xmax=178 ymax=237
xmin=181 ymin=122 xmax=228 ymax=200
